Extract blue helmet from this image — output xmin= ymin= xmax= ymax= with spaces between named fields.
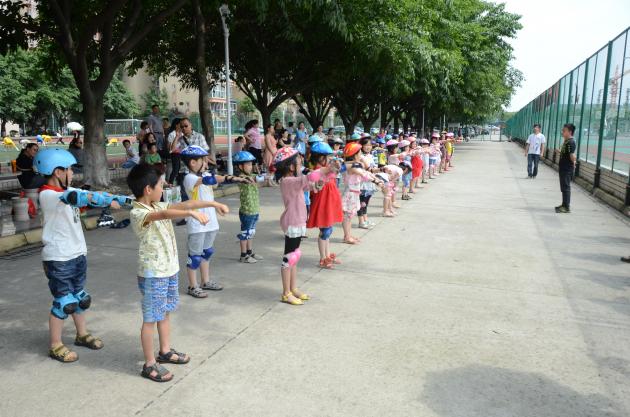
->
xmin=295 ymin=142 xmax=307 ymax=155
xmin=181 ymin=145 xmax=208 ymax=158
xmin=385 ymin=134 xmax=392 ymax=140
xmin=33 ymin=148 xmax=77 ymax=175
xmin=232 ymin=151 xmax=256 ymax=163
xmin=310 ymin=141 xmax=333 ymax=155
xmin=307 ymin=135 xmax=323 ymax=143
xmin=376 ymin=137 xmax=386 ymax=144
xmin=350 ymin=133 xmax=361 ymax=141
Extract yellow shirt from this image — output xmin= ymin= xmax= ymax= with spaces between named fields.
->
xmin=130 ymin=201 xmax=179 ymax=278
xmin=445 ymin=141 xmax=453 ymax=155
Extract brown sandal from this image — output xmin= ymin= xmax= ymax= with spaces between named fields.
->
xmin=49 ymin=344 xmax=78 ymax=363
xmin=141 ymin=363 xmax=173 ymax=382
xmin=74 ymin=333 xmax=104 ymax=350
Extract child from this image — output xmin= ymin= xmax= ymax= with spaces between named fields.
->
xmin=143 ymin=142 xmax=163 ymax=172
xmin=445 ymin=132 xmax=455 ymax=168
xmin=373 ymin=137 xmax=387 ymax=167
xmin=233 ymin=150 xmax=264 ymax=263
xmin=382 ymin=164 xmax=403 ymax=217
xmin=358 ymin=137 xmax=378 ymax=229
xmin=429 ymin=133 xmax=440 ymax=178
xmin=122 ymin=139 xmax=140 ymax=169
xmin=127 ymin=163 xmax=229 ymax=382
xmin=419 ymin=138 xmax=431 ymax=183
xmin=306 ymin=141 xmax=343 ymax=269
xmin=180 ymin=145 xmax=252 ymax=297
xmin=341 ymin=142 xmax=380 ymax=243
xmin=35 ymin=149 xmax=124 ymax=363
xmin=386 ymin=139 xmax=400 ymax=165
xmin=399 ymin=161 xmax=413 ymax=200
xmin=408 ymin=138 xmax=423 ymax=191
xmin=274 ymin=147 xmax=314 ymax=305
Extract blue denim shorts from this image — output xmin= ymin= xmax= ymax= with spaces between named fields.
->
xmin=137 ymin=274 xmax=179 ymax=323
xmin=238 ymin=212 xmax=259 ymax=241
xmin=43 ymin=255 xmax=87 ymax=298
xmin=402 ymin=173 xmax=412 ymax=187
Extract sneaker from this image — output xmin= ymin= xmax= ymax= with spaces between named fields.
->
xmin=249 ymin=253 xmax=264 ymax=260
xmin=239 ymin=255 xmax=258 ymax=263
xmin=201 ymin=281 xmax=223 ymax=291
xmin=358 ymin=223 xmax=370 ymax=229
xmin=555 ymin=206 xmax=570 ymax=214
xmin=367 ymin=220 xmax=376 ymax=227
xmin=176 ymin=219 xmax=187 ymax=226
xmin=96 ymin=213 xmax=115 ymax=228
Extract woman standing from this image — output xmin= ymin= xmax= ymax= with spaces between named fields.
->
xmin=16 ymin=143 xmax=46 ymax=189
xmin=294 ymin=121 xmax=308 ymax=146
xmin=263 ymin=124 xmax=277 ymax=170
xmin=244 ymin=119 xmax=263 ymax=173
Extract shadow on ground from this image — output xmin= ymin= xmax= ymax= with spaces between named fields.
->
xmin=421 ymin=365 xmax=622 ymax=417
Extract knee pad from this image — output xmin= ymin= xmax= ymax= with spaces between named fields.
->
xmin=319 ymin=227 xmax=333 ymax=240
xmin=51 ymin=294 xmax=79 ymax=319
xmin=73 ymin=290 xmax=91 ymax=314
xmin=237 ymin=228 xmax=255 ymax=241
xmin=201 ymin=247 xmax=214 ymax=261
xmin=187 ymin=254 xmax=203 ymax=270
xmin=282 ymin=248 xmax=302 ymax=268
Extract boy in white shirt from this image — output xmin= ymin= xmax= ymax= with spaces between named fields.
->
xmin=180 ymin=146 xmax=253 ymax=298
xmin=525 ymin=123 xmax=546 ymax=179
xmin=35 ymin=149 xmax=122 ymax=363
xmin=128 ymin=163 xmax=229 ymax=382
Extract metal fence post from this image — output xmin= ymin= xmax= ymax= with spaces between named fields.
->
xmin=575 ymin=59 xmax=589 ymax=178
xmin=594 ymin=41 xmax=613 ymax=188
xmin=552 ymin=83 xmax=561 ymax=164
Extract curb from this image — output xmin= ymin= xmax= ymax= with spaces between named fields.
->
xmin=0 ymin=185 xmax=241 ymax=254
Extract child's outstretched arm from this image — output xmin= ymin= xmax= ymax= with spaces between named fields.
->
xmin=169 ymin=199 xmax=229 ymax=215
xmin=60 ymin=189 xmax=129 ymax=210
xmin=144 ymin=208 xmax=209 ymax=226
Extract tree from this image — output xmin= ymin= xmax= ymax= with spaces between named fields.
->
xmin=1 ymin=0 xmax=188 ymax=186
xmin=140 ymin=88 xmax=169 ymax=115
xmin=0 ymin=49 xmax=37 ymax=135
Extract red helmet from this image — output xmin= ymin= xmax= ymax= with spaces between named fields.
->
xmin=343 ymin=142 xmax=362 ymax=157
xmin=274 ymin=147 xmax=299 ymax=165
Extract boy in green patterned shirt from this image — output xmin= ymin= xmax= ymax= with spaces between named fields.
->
xmin=233 ymin=151 xmax=264 ymax=263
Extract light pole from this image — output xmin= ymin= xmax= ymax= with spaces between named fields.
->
xmin=219 ymin=4 xmax=233 ymax=175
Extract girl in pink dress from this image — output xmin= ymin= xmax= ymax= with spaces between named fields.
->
xmin=341 ymin=142 xmax=381 ymax=244
xmin=274 ymin=147 xmax=311 ymax=306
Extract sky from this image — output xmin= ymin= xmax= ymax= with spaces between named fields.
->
xmin=501 ymin=0 xmax=630 ymax=111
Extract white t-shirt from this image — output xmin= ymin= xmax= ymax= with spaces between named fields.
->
xmin=126 ymin=147 xmax=140 ymax=163
xmin=183 ymin=173 xmax=219 ymax=234
xmin=526 ymin=133 xmax=546 ymax=155
xmin=39 ymin=187 xmax=87 ymax=261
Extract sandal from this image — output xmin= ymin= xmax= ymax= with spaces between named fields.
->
xmin=343 ymin=237 xmax=359 ymax=245
xmin=281 ymin=293 xmax=304 ymax=305
xmin=187 ymin=286 xmax=208 ymax=298
xmin=201 ymin=281 xmax=223 ymax=291
xmin=141 ymin=363 xmax=173 ymax=382
xmin=157 ymin=348 xmax=190 ymax=364
xmin=319 ymin=258 xmax=334 ymax=269
xmin=74 ymin=333 xmax=104 ymax=350
xmin=49 ymin=344 xmax=78 ymax=363
xmin=291 ymin=289 xmax=310 ymax=301
xmin=329 ymin=253 xmax=341 ymax=264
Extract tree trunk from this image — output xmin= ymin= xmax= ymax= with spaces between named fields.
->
xmin=393 ymin=115 xmax=399 ymax=134
xmin=192 ymin=0 xmax=215 ymax=156
xmin=83 ymin=96 xmax=109 ymax=187
xmin=0 ymin=119 xmax=6 ymax=137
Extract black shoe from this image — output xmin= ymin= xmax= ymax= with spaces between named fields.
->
xmin=176 ymin=219 xmax=187 ymax=226
xmin=533 ymin=176 xmax=536 ymax=179
xmin=554 ymin=205 xmax=563 ymax=212
xmin=556 ymin=206 xmax=570 ymax=214
xmin=621 ymin=256 xmax=630 ymax=263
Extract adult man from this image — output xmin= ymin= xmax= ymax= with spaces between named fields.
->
xmin=146 ymin=105 xmax=165 ymax=156
xmin=555 ymin=123 xmax=576 ymax=214
xmin=524 ymin=123 xmax=545 ymax=178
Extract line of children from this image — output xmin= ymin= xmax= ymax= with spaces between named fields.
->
xmin=36 ymin=131 xmax=460 ymax=382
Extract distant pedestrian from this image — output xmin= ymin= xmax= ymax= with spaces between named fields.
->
xmin=555 ymin=123 xmax=576 ymax=214
xmin=146 ymin=105 xmax=165 ymax=157
xmin=525 ymin=123 xmax=546 ymax=178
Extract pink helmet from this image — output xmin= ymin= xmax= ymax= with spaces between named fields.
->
xmin=274 ymin=147 xmax=298 ymax=165
xmin=446 ymin=132 xmax=454 ymax=138
xmin=431 ymin=132 xmax=439 ymax=139
xmin=386 ymin=139 xmax=398 ymax=147
xmin=420 ymin=138 xmax=430 ymax=144
xmin=398 ymin=139 xmax=410 ymax=148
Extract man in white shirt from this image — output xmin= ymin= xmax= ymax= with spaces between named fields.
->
xmin=524 ymin=123 xmax=546 ymax=179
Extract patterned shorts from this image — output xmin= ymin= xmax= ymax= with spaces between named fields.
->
xmin=137 ymin=274 xmax=179 ymax=323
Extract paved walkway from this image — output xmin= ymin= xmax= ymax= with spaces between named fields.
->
xmin=1 ymin=141 xmax=629 ymax=417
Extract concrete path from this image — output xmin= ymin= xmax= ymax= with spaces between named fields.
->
xmin=1 ymin=141 xmax=629 ymax=417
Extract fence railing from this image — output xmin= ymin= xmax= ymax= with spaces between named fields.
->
xmin=506 ymin=26 xmax=630 ymax=206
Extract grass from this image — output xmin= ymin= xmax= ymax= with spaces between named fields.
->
xmin=0 ymin=144 xmax=126 ymax=164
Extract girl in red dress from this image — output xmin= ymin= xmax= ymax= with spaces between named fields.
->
xmin=409 ymin=138 xmax=423 ymax=193
xmin=306 ymin=141 xmax=342 ymax=269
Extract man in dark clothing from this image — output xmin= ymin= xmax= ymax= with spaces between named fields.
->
xmin=556 ymin=123 xmax=577 ymax=213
